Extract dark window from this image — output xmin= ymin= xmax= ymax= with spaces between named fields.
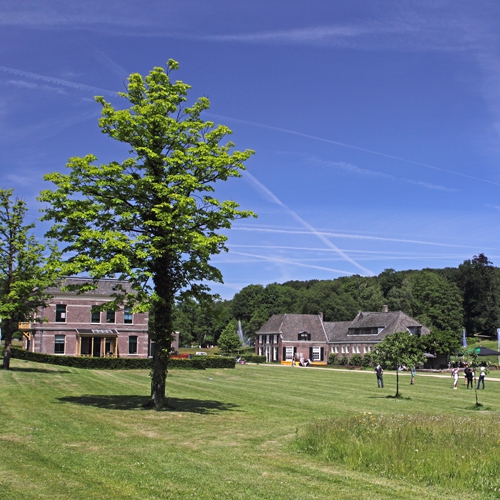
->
xmin=106 ymin=310 xmax=116 ymax=324
xmin=91 ymin=309 xmax=100 ymax=323
xmin=129 ymin=336 xmax=138 ymax=355
xmin=298 ymin=332 xmax=311 ymax=341
xmin=124 ymin=307 xmax=133 ymax=324
xmin=348 ymin=327 xmax=381 ymax=335
xmin=54 ymin=335 xmax=65 ymax=354
xmin=55 ymin=305 xmax=67 ymax=323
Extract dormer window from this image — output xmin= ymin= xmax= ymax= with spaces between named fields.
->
xmin=298 ymin=331 xmax=311 ymax=341
xmin=408 ymin=326 xmax=422 ymax=337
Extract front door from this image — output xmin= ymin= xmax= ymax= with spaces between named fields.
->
xmin=93 ymin=337 xmax=101 ymax=357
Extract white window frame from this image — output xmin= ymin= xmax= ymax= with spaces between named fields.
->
xmin=273 ymin=346 xmax=278 ymax=361
xmin=312 ymin=346 xmax=321 ymax=361
xmin=285 ymin=346 xmax=294 ymax=360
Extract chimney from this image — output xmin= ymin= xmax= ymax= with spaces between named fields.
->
xmin=319 ymin=312 xmax=323 ymax=321
xmin=381 ymin=305 xmax=388 ymax=313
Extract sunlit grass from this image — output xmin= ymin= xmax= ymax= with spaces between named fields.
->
xmin=295 ymin=412 xmax=500 ymax=492
xmin=1 ymin=360 xmax=500 ymax=499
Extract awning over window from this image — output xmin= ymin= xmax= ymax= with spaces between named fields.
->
xmin=76 ymin=329 xmax=119 ymax=337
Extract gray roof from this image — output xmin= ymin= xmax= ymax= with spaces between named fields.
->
xmin=326 ymin=310 xmax=430 ymax=342
xmin=46 ymin=277 xmax=133 ymax=296
xmin=257 ymin=314 xmax=328 ymax=342
xmin=258 ymin=310 xmax=430 ymax=344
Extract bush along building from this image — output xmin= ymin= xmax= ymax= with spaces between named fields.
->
xmin=20 ymin=277 xmax=159 ymax=358
xmin=255 ymin=306 xmax=430 ymax=365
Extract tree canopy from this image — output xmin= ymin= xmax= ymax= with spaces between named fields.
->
xmin=39 ymin=61 xmax=255 ymax=408
xmin=375 ymin=331 xmax=426 ymax=397
xmin=0 ymin=189 xmax=61 ymax=369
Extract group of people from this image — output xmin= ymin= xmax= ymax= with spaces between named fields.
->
xmin=452 ymin=364 xmax=486 ymax=389
xmin=291 ymin=357 xmax=312 ymax=367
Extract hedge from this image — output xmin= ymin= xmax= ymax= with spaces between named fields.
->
xmin=241 ymin=354 xmax=266 ymax=364
xmin=9 ymin=347 xmax=235 ymax=370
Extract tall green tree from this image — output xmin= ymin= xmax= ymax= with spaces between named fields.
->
xmin=375 ymin=331 xmax=425 ymax=397
xmin=39 ymin=61 xmax=255 ymax=409
xmin=0 ymin=189 xmax=61 ymax=369
xmin=455 ymin=254 xmax=500 ymax=337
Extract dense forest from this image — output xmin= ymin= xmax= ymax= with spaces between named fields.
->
xmin=173 ymin=254 xmax=500 ymax=348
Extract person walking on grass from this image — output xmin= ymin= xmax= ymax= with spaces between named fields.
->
xmin=477 ymin=367 xmax=486 ymax=389
xmin=410 ymin=365 xmax=416 ymax=385
xmin=375 ymin=363 xmax=384 ymax=388
xmin=452 ymin=366 xmax=459 ymax=389
xmin=466 ymin=367 xmax=474 ymax=389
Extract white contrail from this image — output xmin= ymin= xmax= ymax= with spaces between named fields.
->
xmin=210 ymin=113 xmax=500 ymax=187
xmin=0 ymin=66 xmax=117 ymax=97
xmin=226 ymin=251 xmax=354 ymax=275
xmin=243 ymin=172 xmax=375 ymax=276
xmin=232 ymin=225 xmax=483 ymax=249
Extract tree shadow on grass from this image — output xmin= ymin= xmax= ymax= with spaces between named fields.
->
xmin=6 ymin=366 xmax=72 ymax=374
xmin=57 ymin=395 xmax=241 ymax=413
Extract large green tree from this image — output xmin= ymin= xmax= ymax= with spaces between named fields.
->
xmin=455 ymin=254 xmax=500 ymax=337
xmin=39 ymin=61 xmax=255 ymax=408
xmin=0 ymin=189 xmax=61 ymax=369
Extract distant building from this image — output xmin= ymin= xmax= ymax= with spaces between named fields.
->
xmin=255 ymin=306 xmax=430 ymax=365
xmin=21 ymin=277 xmax=154 ymax=358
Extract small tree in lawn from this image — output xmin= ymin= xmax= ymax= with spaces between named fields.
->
xmin=375 ymin=331 xmax=425 ymax=397
xmin=217 ymin=319 xmax=242 ymax=355
xmin=0 ymin=189 xmax=61 ymax=369
xmin=39 ymin=61 xmax=255 ymax=409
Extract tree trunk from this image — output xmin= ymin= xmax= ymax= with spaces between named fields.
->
xmin=150 ymin=335 xmax=170 ymax=408
xmin=1 ymin=320 xmax=15 ymax=370
xmin=148 ymin=264 xmax=175 ymax=409
xmin=2 ymin=339 xmax=12 ymax=370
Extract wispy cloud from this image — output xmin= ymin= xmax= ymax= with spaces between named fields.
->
xmin=243 ymin=172 xmax=375 ymax=276
xmin=224 ymin=251 xmax=354 ymax=275
xmin=312 ymin=159 xmax=457 ymax=192
xmin=210 ymin=113 xmax=500 ymax=187
xmin=0 ymin=66 xmax=117 ymax=97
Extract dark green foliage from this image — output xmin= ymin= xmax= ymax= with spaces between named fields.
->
xmin=328 ymin=352 xmax=338 ymax=365
xmin=217 ymin=319 xmax=242 ymax=354
xmin=361 ymin=352 xmax=373 ymax=367
xmin=339 ymin=355 xmax=349 ymax=365
xmin=349 ymin=353 xmax=363 ymax=366
xmin=240 ymin=355 xmax=266 ymax=363
xmin=10 ymin=347 xmax=235 ymax=369
xmin=173 ymin=256 xmax=500 ymax=349
xmin=298 ymin=280 xmax=358 ymax=321
xmin=454 ymin=254 xmax=500 ymax=337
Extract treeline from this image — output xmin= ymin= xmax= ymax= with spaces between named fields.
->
xmin=173 ymin=254 xmax=500 ymax=347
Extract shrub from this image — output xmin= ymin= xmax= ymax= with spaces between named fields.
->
xmin=10 ymin=347 xmax=235 ymax=370
xmin=241 ymin=354 xmax=266 ymax=364
xmin=328 ymin=353 xmax=338 ymax=365
xmin=361 ymin=352 xmax=373 ymax=367
xmin=338 ymin=355 xmax=349 ymax=366
xmin=349 ymin=354 xmax=362 ymax=366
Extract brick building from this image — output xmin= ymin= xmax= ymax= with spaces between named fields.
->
xmin=255 ymin=307 xmax=430 ymax=364
xmin=21 ymin=277 xmax=155 ymax=358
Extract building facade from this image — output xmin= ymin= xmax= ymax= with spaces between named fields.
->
xmin=21 ymin=277 xmax=153 ymax=358
xmin=255 ymin=307 xmax=430 ymax=365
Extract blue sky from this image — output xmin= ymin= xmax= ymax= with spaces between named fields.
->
xmin=2 ymin=1 xmax=500 ymax=299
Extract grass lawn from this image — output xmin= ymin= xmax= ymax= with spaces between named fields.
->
xmin=1 ymin=361 xmax=500 ymax=499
